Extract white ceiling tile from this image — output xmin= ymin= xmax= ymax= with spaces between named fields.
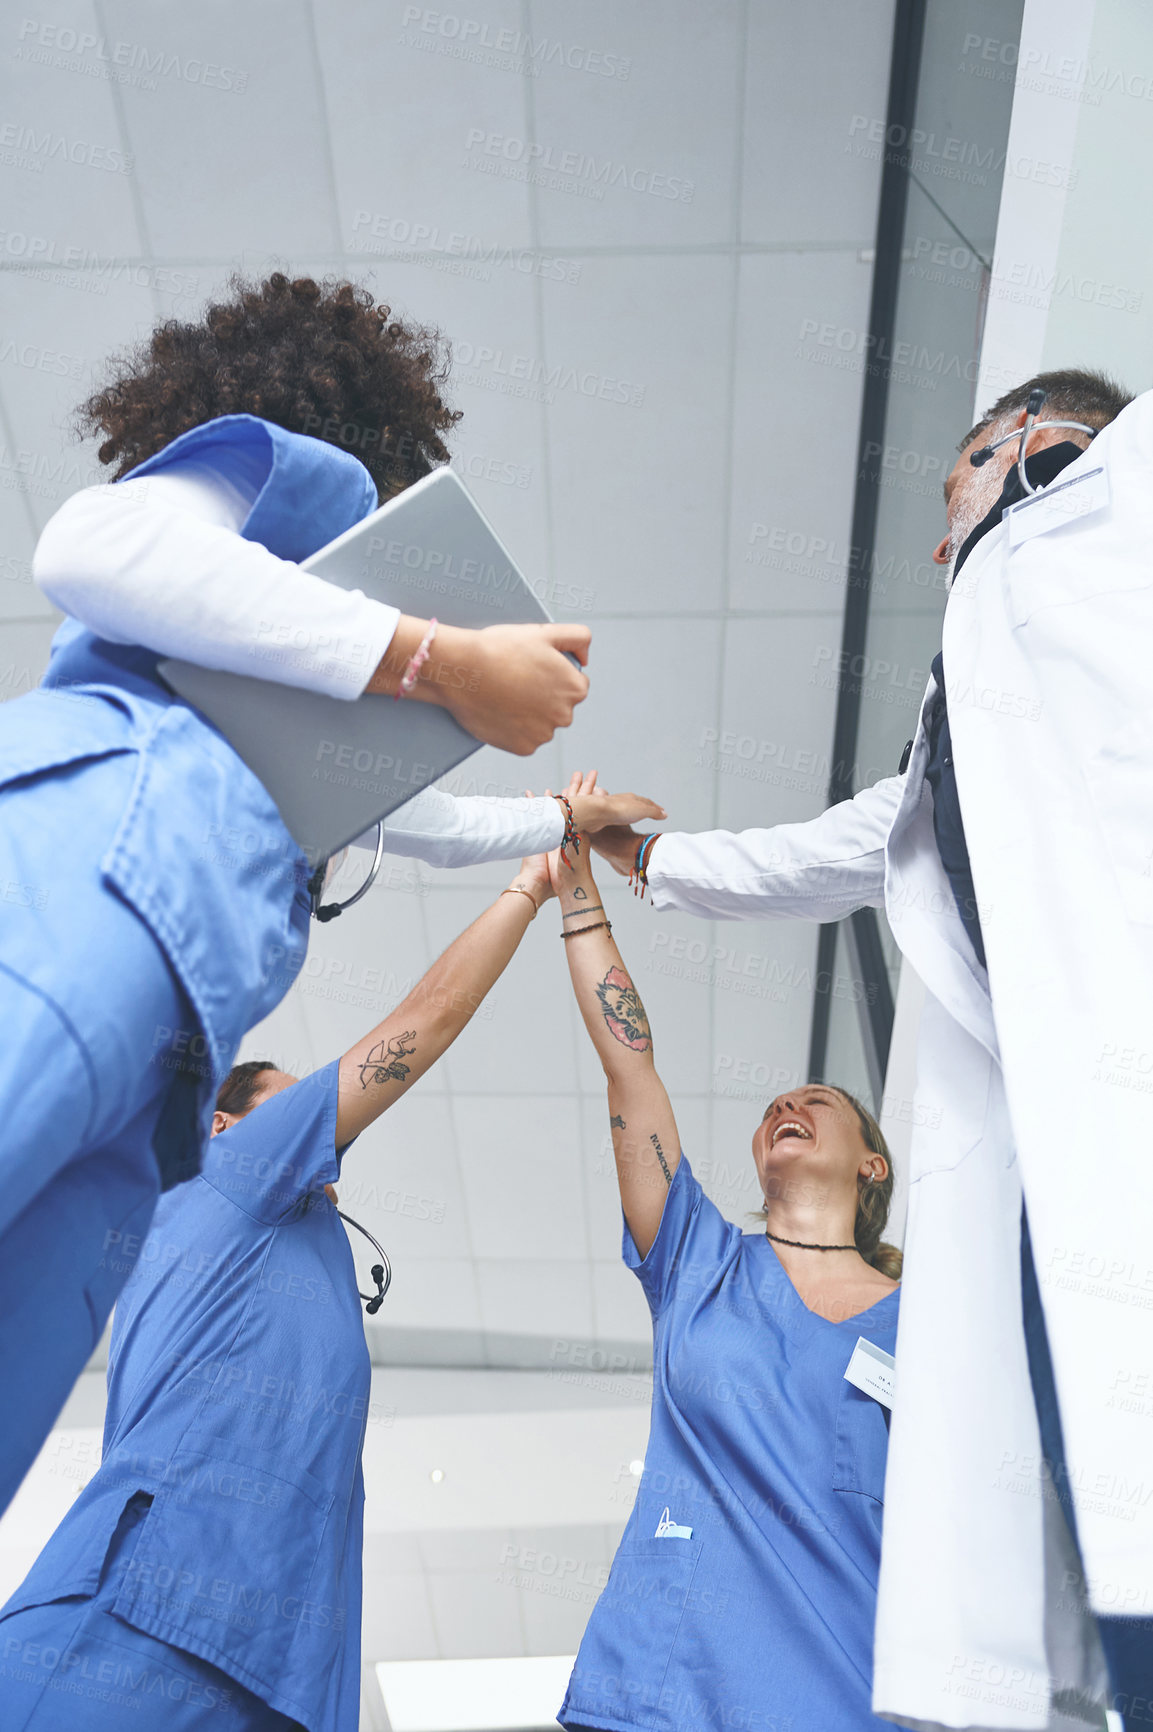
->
xmin=0 ymin=270 xmax=153 ymax=532
xmin=0 ymin=620 xmax=61 ymax=700
xmin=476 ymin=1256 xmax=593 ymax=1342
xmin=426 ymin=1564 xmax=527 ymax=1658
xmin=338 ymin=1092 xmax=473 ymax=1262
xmin=371 ymin=1256 xmax=481 ymax=1333
xmin=518 ymin=1563 xmax=600 ymax=1655
xmin=539 ymin=252 xmax=734 ymax=615
xmin=726 ymin=249 xmax=874 ymax=614
xmin=0 ymin=471 xmax=44 ymax=618
xmin=317 ymin=0 xmax=534 ymax=253
xmin=102 ymin=0 xmax=337 ymax=257
xmin=362 ymin=1567 xmax=441 ymax=1661
xmin=713 ymin=614 xmax=838 ymax=831
xmin=740 ymin=0 xmax=894 ymax=246
xmin=455 ymin=1097 xmax=589 ymax=1261
xmin=528 ymin=0 xmax=741 ymax=247
xmin=420 ymin=1526 xmax=515 ymax=1572
xmin=560 ymin=616 xmax=722 ymax=834
xmin=2 ymin=1 xmax=143 ymax=257
xmin=708 ymin=920 xmax=821 ymax=1152
xmin=287 ymin=877 xmax=437 ymax=1065
xmin=421 ymin=888 xmax=585 ymax=1097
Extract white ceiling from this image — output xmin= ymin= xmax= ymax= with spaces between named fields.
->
xmin=0 ymin=0 xmax=905 ymax=1714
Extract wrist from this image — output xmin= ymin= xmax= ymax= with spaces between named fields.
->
xmin=558 ymin=871 xmax=597 ymax=911
xmin=409 ymin=621 xmax=474 ymax=707
xmin=501 ymin=881 xmax=541 ymax=918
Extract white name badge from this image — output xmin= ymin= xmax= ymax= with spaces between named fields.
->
xmin=843 ymin=1336 xmax=895 ymax=1409
xmin=1006 ymin=464 xmax=1110 ymax=549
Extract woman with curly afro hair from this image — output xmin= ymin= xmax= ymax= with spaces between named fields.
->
xmin=0 ymin=272 xmax=657 ymax=1520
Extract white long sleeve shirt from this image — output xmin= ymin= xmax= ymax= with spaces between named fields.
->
xmin=645 ymin=777 xmax=904 ymax=921
xmin=33 ymin=461 xmax=564 ymax=866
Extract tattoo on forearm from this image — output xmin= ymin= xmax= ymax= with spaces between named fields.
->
xmin=610 ymin=1114 xmax=626 ymax=1130
xmin=650 ymin=1132 xmax=673 ymax=1187
xmin=359 ymin=1030 xmax=416 ymax=1090
xmin=573 ymin=885 xmax=588 ymax=899
xmin=564 ymin=904 xmax=604 ymax=921
xmin=595 ymin=966 xmax=652 ymax=1051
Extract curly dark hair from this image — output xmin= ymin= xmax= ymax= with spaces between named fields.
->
xmin=78 ymin=272 xmax=462 ymax=500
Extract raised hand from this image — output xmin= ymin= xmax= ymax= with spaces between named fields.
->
xmin=557 ymin=767 xmax=666 ymax=834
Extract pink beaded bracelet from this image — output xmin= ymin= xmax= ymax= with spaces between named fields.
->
xmin=395 ymin=618 xmax=438 ymax=699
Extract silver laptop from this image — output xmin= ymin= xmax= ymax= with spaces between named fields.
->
xmin=159 ymin=467 xmax=554 ymax=866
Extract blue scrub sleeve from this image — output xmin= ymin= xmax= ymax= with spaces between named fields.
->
xmin=202 ymin=1059 xmax=347 ymax=1223
xmin=622 ymin=1155 xmax=739 ymax=1318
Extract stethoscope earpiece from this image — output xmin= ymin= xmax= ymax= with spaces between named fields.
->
xmin=967 ymin=390 xmax=1098 ymax=498
xmin=335 ymin=1208 xmax=392 ymax=1313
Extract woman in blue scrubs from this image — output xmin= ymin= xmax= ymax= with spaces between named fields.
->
xmin=0 ymin=850 xmax=557 ymax=1731
xmin=547 ymin=816 xmax=902 ymax=1732
xmin=0 ymin=271 xmax=596 ymax=1514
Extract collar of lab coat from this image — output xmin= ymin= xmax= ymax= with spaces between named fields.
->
xmin=122 ymin=412 xmax=378 ymax=562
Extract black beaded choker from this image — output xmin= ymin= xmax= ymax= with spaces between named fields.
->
xmin=765 ymin=1231 xmax=857 ymax=1252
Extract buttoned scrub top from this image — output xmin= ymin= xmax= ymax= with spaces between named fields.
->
xmin=2 ymin=1062 xmax=371 ymax=1732
xmin=560 ymin=1158 xmax=899 ymax=1732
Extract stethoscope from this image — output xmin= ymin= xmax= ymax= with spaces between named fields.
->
xmin=967 ymin=386 xmax=1098 ymax=496
xmin=335 ymin=1206 xmax=392 ymax=1314
xmin=307 ymin=820 xmax=386 ymax=923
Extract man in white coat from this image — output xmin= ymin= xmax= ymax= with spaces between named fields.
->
xmin=592 ymin=370 xmax=1152 ymax=1732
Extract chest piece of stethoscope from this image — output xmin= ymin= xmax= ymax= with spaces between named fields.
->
xmin=336 ymin=1206 xmax=392 ymax=1314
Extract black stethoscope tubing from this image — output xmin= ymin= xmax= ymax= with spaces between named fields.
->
xmin=335 ymin=1207 xmax=392 ymax=1314
xmin=308 ymin=821 xmax=386 ymax=922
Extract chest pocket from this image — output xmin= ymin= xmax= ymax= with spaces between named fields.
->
xmin=577 ymin=1533 xmax=704 ymax=1712
xmin=832 ymin=1378 xmax=891 ymax=1503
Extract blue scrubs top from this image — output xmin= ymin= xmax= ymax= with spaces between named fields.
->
xmin=2 ymin=1061 xmax=372 ymax=1732
xmin=560 ymin=1158 xmax=900 ymax=1732
xmin=20 ymin=415 xmax=378 ymax=1186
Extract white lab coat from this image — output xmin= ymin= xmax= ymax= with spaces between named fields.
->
xmin=648 ymin=390 xmax=1153 ymax=1729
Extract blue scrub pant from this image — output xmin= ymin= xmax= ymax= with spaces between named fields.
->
xmin=0 ymin=1497 xmax=303 ymax=1730
xmin=1021 ymin=1210 xmax=1153 ymax=1729
xmin=0 ymin=753 xmax=192 ymax=1512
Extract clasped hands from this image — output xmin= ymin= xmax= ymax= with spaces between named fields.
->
xmin=514 ymin=768 xmax=663 ymax=909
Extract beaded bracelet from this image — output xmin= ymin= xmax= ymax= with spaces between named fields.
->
xmin=395 ymin=618 xmax=438 ymax=700
xmin=629 ymin=833 xmax=660 ymax=899
xmin=561 ymin=920 xmax=612 ymax=941
xmin=552 ymin=792 xmax=581 ymax=867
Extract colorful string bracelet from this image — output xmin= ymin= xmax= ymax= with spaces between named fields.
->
xmin=630 ymin=833 xmax=660 ymax=899
xmin=553 ymin=792 xmax=581 ymax=867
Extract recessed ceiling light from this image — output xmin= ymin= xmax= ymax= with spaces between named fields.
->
xmin=429 ymin=1468 xmax=445 ymax=1484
